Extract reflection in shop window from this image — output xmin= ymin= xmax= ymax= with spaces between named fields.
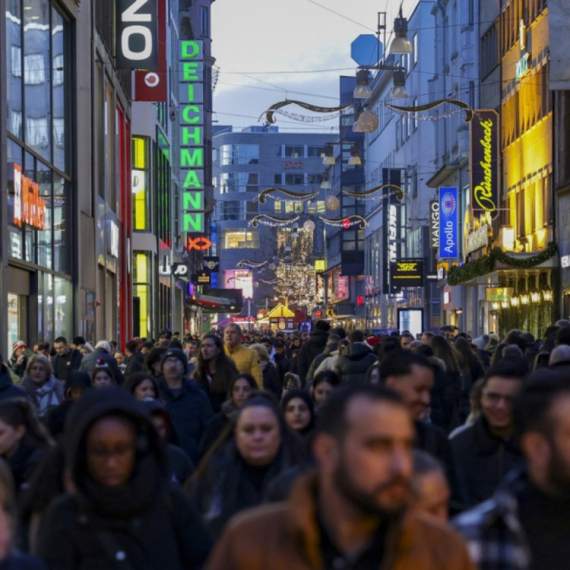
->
xmin=223 ymin=230 xmax=259 ymax=249
xmin=52 ymin=54 xmax=64 ymax=86
xmin=26 ymin=116 xmax=49 ymax=149
xmin=11 ymin=46 xmax=22 ymax=77
xmin=53 ymin=118 xmax=64 ymax=147
xmin=24 ymin=54 xmax=45 ymax=85
xmin=9 ymin=112 xmax=22 ymax=137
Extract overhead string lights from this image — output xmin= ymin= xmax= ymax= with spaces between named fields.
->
xmin=318 ymin=215 xmax=368 ymax=229
xmin=236 ymin=259 xmax=268 ymax=269
xmin=262 ymin=99 xmax=354 ymax=125
xmin=259 ymin=278 xmax=284 ymax=285
xmin=342 ymin=183 xmax=405 ymax=202
xmin=256 ymin=187 xmax=320 ymax=204
xmin=249 ymin=214 xmax=300 ymax=228
xmin=385 ymin=98 xmax=475 ymax=123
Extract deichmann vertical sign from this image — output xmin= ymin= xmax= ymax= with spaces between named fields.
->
xmin=439 ymin=187 xmax=459 ymax=259
xmin=470 ymin=109 xmax=499 ymax=219
xmin=429 ymin=201 xmax=439 ymax=250
xmin=116 ymin=0 xmax=158 ymax=69
xmin=179 ymin=40 xmax=205 ymax=234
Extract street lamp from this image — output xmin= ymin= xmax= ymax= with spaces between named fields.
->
xmin=353 ymin=69 xmax=373 ymax=99
xmin=389 ymin=8 xmax=413 ymax=55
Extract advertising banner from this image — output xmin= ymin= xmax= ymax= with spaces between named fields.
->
xmin=389 ymin=259 xmax=425 ymax=288
xmin=116 ymin=0 xmax=158 ymax=69
xmin=134 ymin=0 xmax=167 ymax=100
xmin=439 ymin=187 xmax=459 ymax=259
xmin=429 ymin=200 xmax=439 ymax=250
xmin=470 ymin=110 xmax=499 ymax=219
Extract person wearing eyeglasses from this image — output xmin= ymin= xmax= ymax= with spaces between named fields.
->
xmin=450 ymin=359 xmax=528 ymax=507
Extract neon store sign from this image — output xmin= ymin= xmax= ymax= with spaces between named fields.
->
xmin=13 ymin=164 xmax=46 ymax=230
xmin=179 ymin=40 xmax=205 ymax=233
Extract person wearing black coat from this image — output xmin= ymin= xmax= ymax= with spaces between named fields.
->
xmin=0 ymin=362 xmax=27 ymax=402
xmin=123 ymin=340 xmax=145 ymax=378
xmin=35 ymin=387 xmax=212 ymax=570
xmin=51 ymin=338 xmax=83 ymax=383
xmin=333 ymin=339 xmax=377 ymax=383
xmin=78 ymin=342 xmax=124 ymax=384
xmin=156 ymin=349 xmax=213 ymax=463
xmin=295 ymin=321 xmax=331 ymax=383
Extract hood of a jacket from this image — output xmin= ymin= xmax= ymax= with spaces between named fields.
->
xmin=307 ymin=330 xmax=329 ymax=345
xmin=64 ymin=387 xmax=167 ymax=494
xmin=343 ymin=342 xmax=374 ymax=360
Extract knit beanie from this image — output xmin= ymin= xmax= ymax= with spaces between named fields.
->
xmin=161 ymin=348 xmax=188 ymax=375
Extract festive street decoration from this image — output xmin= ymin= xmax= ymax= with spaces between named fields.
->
xmin=325 ymin=195 xmax=340 ymax=211
xmin=256 ymin=187 xmax=320 ymax=204
xmin=262 ymin=99 xmax=353 ymax=125
xmin=343 ymin=184 xmax=405 ymax=202
xmin=273 ymin=109 xmax=343 ymax=123
xmin=259 ymin=278 xmax=284 ymax=285
xmin=303 ymin=219 xmax=316 ymax=232
xmin=385 ymin=98 xmax=474 ymax=123
xmin=355 ymin=109 xmax=379 ymax=132
xmin=447 ymin=242 xmax=558 ymax=285
xmin=236 ymin=259 xmax=268 ymax=269
xmin=319 ymin=214 xmax=367 ymax=229
xmin=249 ymin=214 xmax=300 ymax=227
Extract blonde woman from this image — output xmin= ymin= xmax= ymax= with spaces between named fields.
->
xmin=249 ymin=344 xmax=282 ymax=397
xmin=21 ymin=355 xmax=64 ymax=418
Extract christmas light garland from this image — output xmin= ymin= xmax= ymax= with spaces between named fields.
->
xmin=250 ymin=214 xmax=300 ymax=228
xmin=262 ymin=99 xmax=353 ymax=125
xmin=385 ymin=98 xmax=474 ymax=123
xmin=318 ymin=215 xmax=368 ymax=229
xmin=274 ymin=109 xmax=343 ymax=123
xmin=342 ymin=184 xmax=405 ymax=202
xmin=447 ymin=242 xmax=558 ymax=286
xmin=236 ymin=259 xmax=268 ymax=269
xmin=256 ymin=187 xmax=320 ymax=204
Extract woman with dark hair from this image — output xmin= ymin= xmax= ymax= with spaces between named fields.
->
xmin=123 ymin=372 xmax=159 ymax=401
xmin=429 ymin=335 xmax=463 ymax=432
xmin=310 ymin=370 xmax=341 ymax=409
xmin=201 ymin=373 xmax=257 ymax=455
xmin=281 ymin=390 xmax=315 ymax=438
xmin=144 ymin=346 xmax=167 ymax=378
xmin=0 ymin=399 xmax=54 ymax=494
xmin=454 ymin=337 xmax=486 ymax=423
xmin=191 ymin=334 xmax=238 ymax=413
xmin=188 ymin=394 xmax=304 ymax=537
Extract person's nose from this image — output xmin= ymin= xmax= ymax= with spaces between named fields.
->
xmin=420 ymin=390 xmax=430 ymax=407
xmin=391 ymin=447 xmax=411 ymax=476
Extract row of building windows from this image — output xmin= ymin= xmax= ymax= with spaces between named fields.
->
xmin=500 ymin=0 xmax=547 ymax=57
xmin=274 ymin=145 xmax=328 ymax=158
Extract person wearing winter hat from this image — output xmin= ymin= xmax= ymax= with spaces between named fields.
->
xmin=79 ymin=340 xmax=124 ymax=384
xmin=47 ymin=371 xmax=92 ymax=436
xmin=36 ymin=387 xmax=212 ymax=569
xmin=91 ymin=360 xmax=115 ymax=389
xmin=9 ymin=340 xmax=30 ymax=378
xmin=156 ymin=349 xmax=212 ymax=463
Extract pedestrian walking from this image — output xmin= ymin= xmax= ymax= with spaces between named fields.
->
xmin=223 ymin=325 xmax=262 ymax=387
xmin=20 ymin=356 xmax=64 ymax=419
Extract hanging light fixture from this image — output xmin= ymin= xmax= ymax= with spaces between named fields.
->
xmin=352 ymin=118 xmax=364 ymax=133
xmin=530 ymin=289 xmax=541 ymax=303
xmin=511 ymin=295 xmax=520 ymax=308
xmin=320 ymin=170 xmax=331 ymax=189
xmin=492 ymin=302 xmax=500 ymax=311
xmin=356 ymin=109 xmax=379 ymax=133
xmin=348 ymin=144 xmax=362 ymax=166
xmin=391 ymin=70 xmax=408 ymax=99
xmin=353 ymin=69 xmax=372 ymax=99
xmin=520 ymin=291 xmax=530 ymax=305
xmin=324 ymin=195 xmax=340 ymax=211
xmin=322 ymin=143 xmax=335 ymax=166
xmin=501 ymin=300 xmax=509 ymax=309
xmin=543 ymin=286 xmax=553 ymax=302
xmin=389 ymin=9 xmax=413 ymax=55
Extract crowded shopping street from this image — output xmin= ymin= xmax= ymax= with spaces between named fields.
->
xmin=1 ymin=0 xmax=570 ymax=567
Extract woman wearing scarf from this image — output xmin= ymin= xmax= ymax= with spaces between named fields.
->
xmin=20 ymin=356 xmax=64 ymax=419
xmin=36 ymin=387 xmax=212 ymax=569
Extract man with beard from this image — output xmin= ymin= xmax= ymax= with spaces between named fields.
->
xmin=207 ymin=384 xmax=474 ymax=570
xmin=454 ymin=375 xmax=570 ymax=570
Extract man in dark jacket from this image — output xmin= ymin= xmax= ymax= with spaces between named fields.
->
xmin=52 ymin=337 xmax=83 ymax=382
xmin=123 ymin=339 xmax=145 ymax=377
xmin=79 ymin=340 xmax=124 ymax=384
xmin=305 ymin=334 xmax=340 ymax=383
xmin=156 ymin=348 xmax=213 ymax=463
xmin=36 ymin=386 xmax=212 ymax=569
xmin=296 ymin=320 xmax=330 ymax=383
xmin=273 ymin=340 xmax=290 ymax=383
xmin=333 ymin=330 xmax=377 ymax=383
xmin=450 ymin=359 xmax=526 ymax=506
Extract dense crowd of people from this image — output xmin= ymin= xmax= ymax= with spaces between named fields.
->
xmin=1 ymin=320 xmax=570 ymax=568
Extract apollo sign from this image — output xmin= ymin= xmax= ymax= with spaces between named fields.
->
xmin=116 ymin=0 xmax=158 ymax=69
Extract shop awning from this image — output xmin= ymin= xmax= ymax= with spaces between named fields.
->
xmin=265 ymin=304 xmax=295 ymax=319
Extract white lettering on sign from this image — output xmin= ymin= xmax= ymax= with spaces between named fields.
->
xmin=562 ymin=255 xmax=570 ymax=269
xmin=465 ymin=224 xmax=490 ymax=255
xmin=444 ymin=221 xmax=455 ymax=254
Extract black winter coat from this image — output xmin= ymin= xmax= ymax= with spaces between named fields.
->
xmin=51 ymin=349 xmax=82 ymax=382
xmin=262 ymin=363 xmax=282 ymax=398
xmin=296 ymin=330 xmax=329 ymax=382
xmin=333 ymin=342 xmax=377 ymax=383
xmin=0 ymin=366 xmax=27 ymax=401
xmin=450 ymin=415 xmax=523 ymax=507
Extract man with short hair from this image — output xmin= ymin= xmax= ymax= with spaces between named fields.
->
xmin=34 ymin=343 xmax=51 ymax=358
xmin=454 ymin=375 xmax=570 ymax=569
xmin=52 ymin=336 xmax=83 ymax=382
xmin=157 ymin=348 xmax=211 ymax=463
xmin=296 ymin=320 xmax=331 ymax=383
xmin=124 ymin=339 xmax=145 ymax=377
xmin=400 ymin=332 xmax=415 ymax=349
xmin=450 ymin=360 xmax=526 ymax=507
xmin=184 ymin=339 xmax=198 ymax=362
xmin=333 ymin=329 xmax=378 ymax=383
xmin=208 ymin=384 xmax=474 ymax=570
xmin=223 ymin=323 xmax=262 ymax=387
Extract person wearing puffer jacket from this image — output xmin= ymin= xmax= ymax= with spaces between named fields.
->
xmin=332 ymin=331 xmax=378 ymax=383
